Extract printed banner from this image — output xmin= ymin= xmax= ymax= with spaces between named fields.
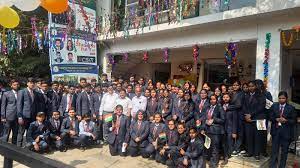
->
xmin=49 ymin=0 xmax=98 ymax=82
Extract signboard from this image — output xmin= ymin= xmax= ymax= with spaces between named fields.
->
xmin=49 ymin=0 xmax=98 ymax=83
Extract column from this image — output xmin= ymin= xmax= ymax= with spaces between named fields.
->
xmin=197 ymin=59 xmax=205 ymax=92
xmin=256 ymin=27 xmax=281 ymax=101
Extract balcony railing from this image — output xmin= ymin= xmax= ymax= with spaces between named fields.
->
xmin=99 ymin=0 xmax=256 ymax=39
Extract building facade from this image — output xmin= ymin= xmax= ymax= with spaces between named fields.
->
xmin=97 ymin=0 xmax=300 ymax=102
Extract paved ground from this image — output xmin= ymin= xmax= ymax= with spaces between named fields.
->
xmin=0 ymin=144 xmax=298 ymax=168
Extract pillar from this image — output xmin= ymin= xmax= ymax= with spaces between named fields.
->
xmin=197 ymin=59 xmax=205 ymax=92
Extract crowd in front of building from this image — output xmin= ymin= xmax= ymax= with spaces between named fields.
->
xmin=0 ymin=74 xmax=297 ymax=168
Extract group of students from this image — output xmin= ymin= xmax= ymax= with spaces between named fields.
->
xmin=0 ymin=74 xmax=297 ymax=168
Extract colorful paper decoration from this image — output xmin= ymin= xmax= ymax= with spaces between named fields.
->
xmin=263 ymin=33 xmax=271 ymax=86
xmin=41 ymin=0 xmax=68 ymax=14
xmin=123 ymin=53 xmax=129 ymax=63
xmin=193 ymin=45 xmax=199 ymax=64
xmin=224 ymin=42 xmax=237 ymax=69
xmin=281 ymin=31 xmax=294 ymax=47
xmin=14 ymin=0 xmax=40 ymax=12
xmin=163 ymin=48 xmax=169 ymax=63
xmin=143 ymin=51 xmax=149 ymax=63
xmin=0 ymin=6 xmax=20 ymax=28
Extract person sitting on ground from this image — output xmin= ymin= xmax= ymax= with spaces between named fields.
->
xmin=78 ymin=114 xmax=97 ymax=151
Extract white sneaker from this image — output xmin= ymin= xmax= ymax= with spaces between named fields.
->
xmin=240 ymin=150 xmax=246 ymax=154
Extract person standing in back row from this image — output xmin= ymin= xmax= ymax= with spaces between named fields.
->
xmin=17 ymin=78 xmax=39 ymax=147
xmin=1 ymin=79 xmax=20 ymax=144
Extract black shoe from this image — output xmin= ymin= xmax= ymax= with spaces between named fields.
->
xmin=262 ymin=153 xmax=269 ymax=157
xmin=221 ymin=158 xmax=228 ymax=165
xmin=255 ymin=155 xmax=260 ymax=161
xmin=243 ymin=153 xmax=253 ymax=157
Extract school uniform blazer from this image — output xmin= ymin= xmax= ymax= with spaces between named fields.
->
xmin=90 ymin=93 xmax=102 ymax=117
xmin=129 ymin=120 xmax=150 ymax=147
xmin=224 ymin=103 xmax=238 ymax=134
xmin=148 ymin=123 xmax=166 ymax=143
xmin=76 ymin=92 xmax=92 ymax=116
xmin=127 ymin=93 xmax=135 ymax=100
xmin=146 ymin=98 xmax=159 ymax=118
xmin=1 ymin=90 xmax=17 ymax=121
xmin=244 ymin=92 xmax=266 ymax=120
xmin=270 ymin=103 xmax=297 ymax=141
xmin=48 ymin=90 xmax=61 ymax=113
xmin=194 ymin=99 xmax=210 ymax=121
xmin=171 ymin=132 xmax=190 ymax=152
xmin=178 ymin=100 xmax=195 ymax=123
xmin=48 ymin=117 xmax=63 ymax=139
xmin=17 ymin=89 xmax=38 ymax=119
xmin=172 ymin=97 xmax=183 ymax=117
xmin=184 ymin=138 xmax=204 ymax=160
xmin=58 ymin=94 xmax=76 ymax=115
xmin=107 ymin=114 xmax=130 ymax=145
xmin=201 ymin=104 xmax=225 ymax=135
xmin=60 ymin=117 xmax=79 ymax=135
xmin=36 ymin=91 xmax=51 ymax=115
xmin=231 ymin=91 xmax=245 ymax=120
xmin=158 ymin=97 xmax=173 ymax=120
xmin=26 ymin=121 xmax=50 ymax=143
xmin=166 ymin=129 xmax=179 ymax=148
xmin=192 ymin=93 xmax=200 ymax=104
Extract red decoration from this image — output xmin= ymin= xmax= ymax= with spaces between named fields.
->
xmin=193 ymin=45 xmax=199 ymax=64
xmin=143 ymin=51 xmax=149 ymax=63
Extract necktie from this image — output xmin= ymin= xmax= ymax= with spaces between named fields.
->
xmin=169 ymin=131 xmax=172 ymax=143
xmin=138 ymin=122 xmax=141 ymax=130
xmin=14 ymin=91 xmax=17 ymax=99
xmin=114 ymin=116 xmax=120 ymax=135
xmin=29 ymin=89 xmax=34 ymax=100
xmin=208 ymin=106 xmax=214 ymax=119
xmin=280 ymin=105 xmax=284 ymax=116
xmin=70 ymin=119 xmax=74 ymax=130
xmin=68 ymin=95 xmax=72 ymax=111
xmin=153 ymin=125 xmax=158 ymax=137
xmin=199 ymin=100 xmax=205 ymax=112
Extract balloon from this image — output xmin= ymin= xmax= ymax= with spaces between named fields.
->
xmin=0 ymin=0 xmax=14 ymax=7
xmin=41 ymin=0 xmax=68 ymax=14
xmin=0 ymin=6 xmax=20 ymax=28
xmin=14 ymin=0 xmax=40 ymax=11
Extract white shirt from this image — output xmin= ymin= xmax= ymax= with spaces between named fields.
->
xmin=99 ymin=92 xmax=118 ymax=115
xmin=116 ymin=97 xmax=133 ymax=116
xmin=131 ymin=95 xmax=147 ymax=117
xmin=65 ymin=94 xmax=73 ymax=112
xmin=12 ymin=90 xmax=18 ymax=99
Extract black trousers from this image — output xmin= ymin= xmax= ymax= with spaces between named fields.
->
xmin=1 ymin=120 xmax=18 ymax=144
xmin=245 ymin=122 xmax=266 ymax=156
xmin=234 ymin=118 xmax=245 ymax=152
xmin=223 ymin=132 xmax=234 ymax=158
xmin=109 ymin=140 xmax=126 ymax=156
xmin=60 ymin=132 xmax=80 ymax=147
xmin=128 ymin=145 xmax=148 ymax=158
xmin=95 ymin=120 xmax=103 ymax=141
xmin=270 ymin=132 xmax=290 ymax=168
xmin=17 ymin=118 xmax=33 ymax=147
xmin=206 ymin=133 xmax=221 ymax=168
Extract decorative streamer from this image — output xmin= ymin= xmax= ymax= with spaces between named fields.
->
xmin=123 ymin=52 xmax=129 ymax=63
xmin=163 ymin=47 xmax=169 ymax=63
xmin=263 ymin=33 xmax=271 ymax=86
xmin=143 ymin=51 xmax=149 ymax=63
xmin=192 ymin=45 xmax=199 ymax=64
xmin=107 ymin=53 xmax=115 ymax=70
xmin=224 ymin=42 xmax=237 ymax=69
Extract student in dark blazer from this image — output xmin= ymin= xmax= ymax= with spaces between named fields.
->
xmin=48 ymin=81 xmax=61 ymax=114
xmin=58 ymin=85 xmax=76 ymax=117
xmin=90 ymin=84 xmax=103 ymax=143
xmin=145 ymin=113 xmax=166 ymax=159
xmin=60 ymin=108 xmax=80 ymax=148
xmin=107 ymin=105 xmax=130 ymax=156
xmin=156 ymin=119 xmax=179 ymax=165
xmin=158 ymin=90 xmax=173 ymax=122
xmin=48 ymin=111 xmax=64 ymax=151
xmin=146 ymin=90 xmax=159 ymax=121
xmin=1 ymin=79 xmax=20 ymax=144
xmin=230 ymin=80 xmax=245 ymax=155
xmin=171 ymin=89 xmax=184 ymax=121
xmin=26 ymin=112 xmax=50 ymax=153
xmin=167 ymin=122 xmax=190 ymax=167
xmin=269 ymin=91 xmax=297 ymax=168
xmin=180 ymin=127 xmax=205 ymax=168
xmin=178 ymin=91 xmax=195 ymax=128
xmin=76 ymin=84 xmax=93 ymax=121
xmin=36 ymin=81 xmax=51 ymax=117
xmin=194 ymin=89 xmax=210 ymax=128
xmin=128 ymin=110 xmax=150 ymax=158
xmin=221 ymin=93 xmax=237 ymax=165
xmin=190 ymin=84 xmax=200 ymax=103
xmin=243 ymin=81 xmax=266 ymax=161
xmin=17 ymin=77 xmax=39 ymax=147
xmin=200 ymin=94 xmax=225 ymax=168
